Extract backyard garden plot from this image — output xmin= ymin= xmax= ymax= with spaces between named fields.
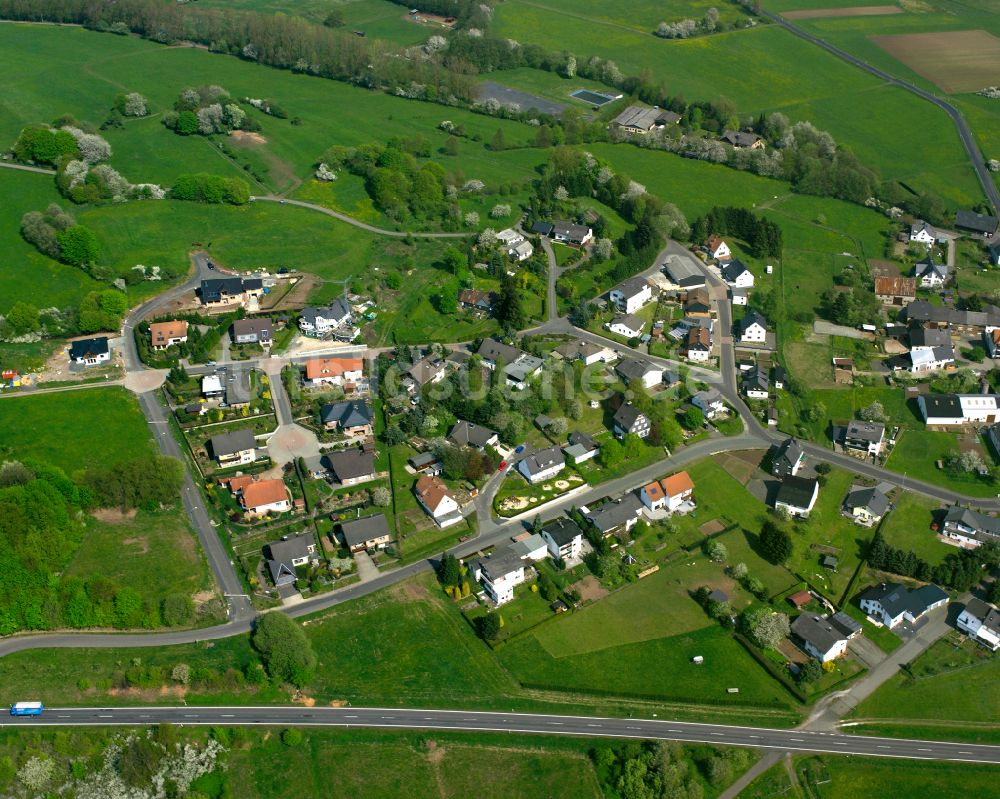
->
xmin=871 ymin=30 xmax=1000 ymax=93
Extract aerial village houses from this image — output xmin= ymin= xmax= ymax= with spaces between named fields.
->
xmin=149 ymin=320 xmax=188 ymax=350
xmin=476 ymin=338 xmax=542 ymax=391
xmin=324 ymin=448 xmax=377 ymax=486
xmin=305 ymin=357 xmax=364 ymax=389
xmin=737 ymin=310 xmax=768 ymax=345
xmin=661 ymin=471 xmax=695 ymax=513
xmin=338 ymin=514 xmax=393 ymax=553
xmin=955 ymin=210 xmax=998 ymax=238
xmin=615 ymin=358 xmax=662 ymax=389
xmin=610 ymin=277 xmax=653 ymax=314
xmin=874 ymin=276 xmax=916 ymax=306
xmin=909 ymin=219 xmax=937 ymax=246
xmin=721 ymin=260 xmax=754 ymax=288
xmin=906 ymin=328 xmax=955 ymax=374
xmin=611 ymin=104 xmax=680 ymax=134
xmin=553 ymin=339 xmax=614 ymax=366
xmin=231 ymin=318 xmax=272 ymax=347
xmin=414 ymin=474 xmax=463 ymax=527
xmin=705 ymin=234 xmax=731 ymax=261
xmin=662 ymin=259 xmax=706 ymax=291
xmin=467 ymin=549 xmax=526 ymax=605
xmin=238 ymin=478 xmax=291 ymax=517
xmin=458 ymin=289 xmax=497 ymax=313
xmin=683 ymin=326 xmax=712 ymax=362
xmin=69 ymin=337 xmax=110 ymax=366
xmin=208 ymin=428 xmax=257 ymax=468
xmin=612 ymin=402 xmax=651 ymax=439
xmin=540 ymin=518 xmax=585 ymax=561
xmin=775 ymin=475 xmax=819 ymax=518
xmin=584 ymin=494 xmax=644 ymax=538
xmin=298 ymin=299 xmax=354 ymax=338
xmin=839 ymin=419 xmax=886 ymax=458
xmin=843 ymin=484 xmax=891 ymax=526
xmin=859 ymin=582 xmax=949 ymax=627
xmin=518 ymin=446 xmax=566 ymax=484
xmin=918 ymin=393 xmax=1000 ymax=426
xmin=448 ymin=420 xmax=499 ymax=450
xmin=609 ymin=313 xmax=645 ymax=339
xmin=940 ymin=505 xmax=1000 ymax=548
xmin=199 ymin=276 xmax=263 ymax=308
xmin=915 ymin=254 xmax=949 ymax=287
xmin=722 ymin=130 xmax=764 ymax=149
xmin=264 ymin=533 xmax=316 ymax=588
xmin=957 ymin=598 xmax=1000 ymax=651
xmin=563 ymin=431 xmax=600 ymax=464
xmin=495 ymin=228 xmax=533 ymax=261
xmin=320 ymin=400 xmax=373 ymax=436
xmin=551 ymin=221 xmax=593 ymax=247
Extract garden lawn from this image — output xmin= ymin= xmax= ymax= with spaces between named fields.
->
xmin=65 ymin=509 xmax=211 ymax=606
xmin=497 ymin=624 xmax=797 ymax=709
xmin=854 ymin=637 xmax=1000 ymax=724
xmin=0 ymin=386 xmax=153 ymax=473
xmin=533 ymin=562 xmax=719 ymax=657
xmin=784 ymin=468 xmax=871 ymax=602
xmin=878 ymin=491 xmax=952 ymax=566
xmin=886 ymin=429 xmax=999 ymax=498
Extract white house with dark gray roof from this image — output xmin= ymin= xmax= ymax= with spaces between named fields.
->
xmin=612 ymin=402 xmax=650 ymax=439
xmin=941 ymin=505 xmax=1000 ymax=548
xmin=518 ymin=446 xmax=566 ymax=484
xmin=914 ymin=254 xmax=949 ymax=287
xmin=737 ymin=310 xmax=768 ymax=344
xmin=69 ymin=337 xmax=110 ymax=366
xmin=263 ymin=533 xmax=316 ymax=588
xmin=843 ymin=484 xmax=891 ymax=526
xmin=208 ymin=428 xmax=257 ymax=468
xmin=909 ymin=219 xmax=937 ymax=246
xmin=842 ymin=419 xmax=886 ymax=457
xmin=771 ymin=437 xmax=805 ymax=477
xmin=957 ymin=598 xmax=1000 ymax=650
xmin=610 ymin=277 xmax=653 ymax=314
xmin=791 ymin=614 xmax=850 ymax=662
xmin=320 ymin=400 xmax=373 ymax=436
xmin=609 ymin=313 xmax=645 ymax=339
xmin=448 ymin=420 xmax=499 ymax=450
xmin=583 ymin=494 xmax=644 ymax=538
xmin=299 ymin=298 xmax=354 ymax=338
xmin=692 ymin=389 xmax=726 ymax=419
xmin=467 ymin=548 xmax=526 ymax=605
xmin=563 ymin=431 xmax=600 ymax=464
xmin=775 ymin=476 xmax=819 ymax=518
xmin=615 ymin=358 xmax=662 ymax=389
xmin=721 ymin=259 xmax=754 ymax=288
xmin=551 ymin=221 xmax=593 ymax=246
xmin=741 ymin=365 xmax=769 ymax=399
xmin=859 ymin=582 xmax=949 ymax=627
xmin=339 ymin=514 xmax=392 ymax=553
xmin=540 ymin=518 xmax=585 ymax=561
xmin=918 ymin=393 xmax=1000 ymax=426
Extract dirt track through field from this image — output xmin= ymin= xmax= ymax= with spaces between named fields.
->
xmin=784 ymin=5 xmax=902 ymax=19
xmin=871 ymin=29 xmax=1000 ymax=93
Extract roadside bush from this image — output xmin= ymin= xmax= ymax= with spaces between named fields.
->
xmin=252 ymin=612 xmax=317 ymax=687
xmin=170 ymin=173 xmax=251 ymax=204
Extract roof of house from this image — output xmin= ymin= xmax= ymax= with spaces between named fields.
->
xmin=320 ymin=400 xmax=372 ymax=428
xmin=831 ymin=611 xmax=862 ymax=637
xmin=200 ymin=277 xmax=261 ymax=302
xmin=859 ymin=581 xmax=949 ymax=618
xmin=874 ymin=276 xmax=916 ymax=297
xmin=69 ymin=337 xmax=109 ymax=360
xmin=232 ymin=318 xmax=272 ymax=337
xmin=541 ymin=517 xmax=585 ymax=546
xmin=792 ymin=613 xmax=847 ymax=655
xmin=531 ymin=221 xmax=554 ymax=235
xmin=845 ymin=484 xmax=890 ymax=518
xmin=661 ymin=471 xmax=694 ymax=497
xmin=774 ymin=437 xmax=805 ymax=470
xmin=955 ymin=210 xmax=999 ymax=234
xmin=943 ymin=505 xmax=1000 ymax=537
xmin=915 ymin=254 xmax=949 ymax=280
xmin=613 ymin=402 xmax=648 ymax=431
xmin=846 ymin=420 xmax=885 ymax=442
xmin=776 ymin=475 xmax=818 ymax=509
xmin=663 ymin=258 xmax=705 ymax=287
xmin=920 ymin=393 xmax=963 ymax=419
xmin=448 ymin=420 xmax=498 ymax=448
xmin=738 ymin=309 xmax=768 ymax=334
xmin=149 ymin=320 xmax=188 ymax=343
xmin=475 ymin=547 xmax=526 ymax=581
xmin=722 ymin=129 xmax=762 ymax=147
xmin=414 ymin=474 xmax=457 ymax=512
xmin=616 ymin=358 xmax=659 ymax=381
xmin=692 ymin=388 xmax=724 ymax=407
xmin=339 ymin=514 xmax=391 ymax=547
xmin=911 ymin=219 xmax=937 ymax=238
xmin=300 ymin=298 xmax=353 ymax=325
xmin=611 ymin=313 xmax=644 ymax=333
xmin=407 ymin=357 xmax=444 ymax=386
xmin=554 ymin=339 xmax=606 ymax=360
xmin=409 ymin=451 xmax=439 ymax=468
xmin=741 ymin=365 xmax=769 ymax=392
xmin=509 ymin=533 xmax=547 ymax=558
xmin=305 ymin=357 xmax=363 ymax=381
xmin=962 ymin=597 xmax=1000 ymax=634
xmin=613 ymin=276 xmax=652 ymax=299
xmin=568 ymin=431 xmax=599 ymax=452
xmin=721 ymin=259 xmax=751 ymax=282
xmin=208 ymin=428 xmax=256 ymax=457
xmin=788 ymin=590 xmax=812 ymax=608
xmin=612 ymin=104 xmax=679 ymax=129
xmin=324 ymin=448 xmax=376 ymax=481
xmin=264 ymin=533 xmax=316 ymax=577
xmin=552 ymin=221 xmax=591 ymax=240
xmin=687 ymin=326 xmax=711 ymax=349
xmin=706 ymin=234 xmax=727 ymax=251
xmin=520 ymin=446 xmax=565 ymax=477
xmin=910 ymin=327 xmax=951 ymax=348
xmin=458 ymin=288 xmax=497 ymax=309
xmin=241 ymin=478 xmax=288 ymax=510
xmin=643 ymin=481 xmax=665 ymax=501
xmin=905 ymin=299 xmax=1000 ymax=328
xmin=477 ymin=338 xmax=524 ymax=364
xmin=585 ymin=493 xmax=644 ymax=532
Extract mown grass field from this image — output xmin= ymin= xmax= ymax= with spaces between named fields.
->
xmin=878 ymin=491 xmax=952 ymax=566
xmin=886 ymin=428 xmax=999 ymax=498
xmin=0 ymin=386 xmax=153 ymax=473
xmin=65 ymin=509 xmax=210 ymax=603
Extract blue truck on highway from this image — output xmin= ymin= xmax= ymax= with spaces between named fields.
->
xmin=9 ymin=702 xmax=43 ymax=716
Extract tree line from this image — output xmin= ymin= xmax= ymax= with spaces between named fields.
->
xmin=867 ymin=529 xmax=999 ymax=592
xmin=691 ymin=206 xmax=782 ymax=259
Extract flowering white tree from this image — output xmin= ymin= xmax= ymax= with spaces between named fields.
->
xmin=18 ymin=756 xmax=54 ymax=791
xmin=63 ymin=127 xmax=112 ymax=162
xmin=122 ymin=92 xmax=148 ymax=117
xmin=464 ymin=212 xmax=480 ymax=227
xmin=224 ymin=103 xmax=246 ymax=130
xmin=371 ymin=486 xmax=392 ymax=507
xmin=554 ymin=185 xmax=569 ymax=201
xmin=426 ymin=34 xmax=448 ymax=52
xmin=596 ymin=166 xmax=614 ymax=184
xmin=462 ymin=179 xmax=486 ymax=193
xmin=197 ymin=104 xmax=225 ymax=134
xmin=315 ymin=163 xmax=337 ymax=181
xmin=172 ymin=662 xmax=191 ymax=684
xmin=478 ymin=227 xmax=498 ymax=246
xmin=490 ymin=204 xmax=511 ymax=219
xmin=593 ymin=238 xmax=614 ymax=261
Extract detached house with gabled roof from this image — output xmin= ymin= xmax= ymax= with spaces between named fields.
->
xmin=615 ymin=358 xmax=662 ymax=389
xmin=298 ymin=298 xmax=354 ymax=338
xmin=584 ymin=493 xmax=644 ymax=538
xmin=955 ymin=210 xmax=999 ymax=238
xmin=305 ymin=357 xmax=364 ymax=388
xmin=610 ymin=277 xmax=653 ymax=314
xmin=320 ymin=400 xmax=373 ymax=437
xmin=518 ymin=446 xmax=566 ymax=484
xmin=231 ymin=317 xmax=273 ymax=347
xmin=859 ymin=582 xmax=949 ymax=628
xmin=721 ymin=259 xmax=754 ymax=288
xmin=843 ymin=484 xmax=891 ymax=526
xmin=662 ymin=471 xmax=695 ymax=513
xmin=771 ymin=437 xmax=805 ymax=477
xmin=957 ymin=598 xmax=1000 ymax=651
xmin=540 ymin=517 xmax=585 ymax=561
xmin=414 ymin=475 xmax=462 ymax=528
xmin=264 ymin=533 xmax=317 ymax=588
xmin=791 ymin=614 xmax=850 ymax=662
xmin=609 ymin=313 xmax=645 ymax=339
xmin=722 ymin=130 xmax=765 ymax=149
xmin=448 ymin=420 xmax=499 ymax=450
xmin=940 ymin=505 xmax=1000 ymax=548
xmin=612 ymin=402 xmax=651 ymax=439
xmin=149 ymin=320 xmax=188 ymax=350
xmin=199 ymin=277 xmax=263 ymax=308
xmin=240 ymin=478 xmax=291 ymax=517
xmin=737 ymin=309 xmax=768 ymax=344
xmin=339 ymin=514 xmax=392 ymax=553
xmin=915 ymin=253 xmax=949 ymax=287
xmin=775 ymin=475 xmax=819 ymax=518
xmin=69 ymin=336 xmax=110 ymax=366
xmin=874 ymin=276 xmax=916 ymax=306
xmin=208 ymin=428 xmax=257 ymax=468
xmin=705 ymin=234 xmax=731 ymax=261
xmin=909 ymin=219 xmax=937 ymax=246
xmin=467 ymin=548 xmax=526 ymax=605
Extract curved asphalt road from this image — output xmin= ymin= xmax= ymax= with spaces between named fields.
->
xmin=5 ymin=706 xmax=1000 ymax=762
xmin=766 ymin=11 xmax=1000 ymax=214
